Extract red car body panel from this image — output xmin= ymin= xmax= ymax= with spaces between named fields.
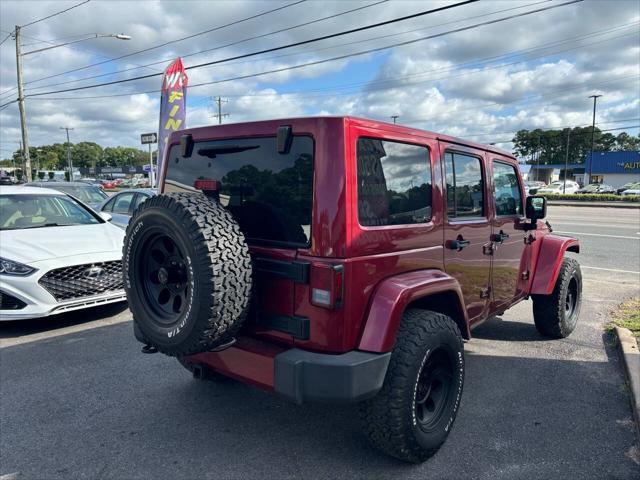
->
xmin=358 ymin=269 xmax=468 ymax=353
xmin=529 ymin=234 xmax=580 ymax=295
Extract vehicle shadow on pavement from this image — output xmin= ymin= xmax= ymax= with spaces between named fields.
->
xmin=0 ymin=302 xmax=128 ymax=339
xmin=471 ymin=315 xmax=551 ymax=342
xmin=1 ymin=322 xmax=638 ymax=480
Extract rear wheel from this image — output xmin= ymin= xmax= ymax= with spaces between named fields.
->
xmin=358 ymin=310 xmax=465 ymax=463
xmin=532 ymin=257 xmax=582 ymax=338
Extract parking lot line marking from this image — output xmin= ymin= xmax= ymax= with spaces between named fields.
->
xmin=0 ymin=315 xmax=131 ymax=349
xmin=553 ymin=231 xmax=640 ymax=240
xmin=582 ymin=266 xmax=640 ymax=275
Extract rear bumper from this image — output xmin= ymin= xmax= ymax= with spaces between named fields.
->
xmin=183 ymin=336 xmax=391 ymax=404
xmin=274 ymin=349 xmax=391 ymax=404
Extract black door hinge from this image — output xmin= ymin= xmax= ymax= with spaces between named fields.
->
xmin=480 ymin=287 xmax=491 ymax=299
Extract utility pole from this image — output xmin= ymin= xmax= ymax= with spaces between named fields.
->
xmin=587 ymin=94 xmax=602 ymax=185
xmin=15 ymin=26 xmax=32 ymax=182
xmin=563 ymin=129 xmax=571 ymax=194
xmin=60 ymin=127 xmax=74 ymax=181
xmin=212 ymin=96 xmax=229 ymax=124
xmin=390 ymin=115 xmax=399 ymax=124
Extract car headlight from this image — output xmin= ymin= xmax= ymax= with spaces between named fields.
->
xmin=0 ymin=257 xmax=37 ymax=276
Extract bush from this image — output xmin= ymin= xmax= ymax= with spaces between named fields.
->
xmin=48 ymin=171 xmax=54 ymax=180
xmin=536 ymin=193 xmax=640 ymax=202
xmin=37 ymin=171 xmax=45 ymax=180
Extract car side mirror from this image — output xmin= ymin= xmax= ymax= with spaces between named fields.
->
xmin=526 ymin=196 xmax=547 ymax=220
xmin=99 ymin=211 xmax=113 ymax=222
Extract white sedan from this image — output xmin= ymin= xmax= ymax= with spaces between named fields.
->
xmin=536 ymin=180 xmax=580 ymax=195
xmin=0 ymin=186 xmax=126 ymax=321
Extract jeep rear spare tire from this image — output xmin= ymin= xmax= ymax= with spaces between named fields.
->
xmin=123 ymin=192 xmax=252 ymax=356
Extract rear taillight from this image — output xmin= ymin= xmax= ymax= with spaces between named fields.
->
xmin=310 ymin=263 xmax=344 ymax=309
xmin=194 ymin=179 xmax=220 ymax=192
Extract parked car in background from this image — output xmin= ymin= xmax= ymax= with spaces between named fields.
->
xmin=576 ymin=183 xmax=616 ymax=195
xmin=25 ymin=181 xmax=108 ymax=209
xmin=0 ymin=174 xmax=12 ymax=185
xmin=617 ymin=182 xmax=640 ymax=195
xmin=98 ymin=188 xmax=156 ymax=229
xmin=621 ymin=186 xmax=640 ymax=196
xmin=0 ymin=186 xmax=126 ymax=321
xmin=536 ymin=180 xmax=580 ymax=195
xmin=100 ymin=179 xmax=118 ymax=189
xmin=524 ymin=180 xmax=546 ymax=195
xmin=79 ymin=178 xmax=103 ymax=189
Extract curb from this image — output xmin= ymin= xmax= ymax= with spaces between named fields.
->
xmin=614 ymin=326 xmax=640 ymax=439
xmin=547 ymin=201 xmax=640 ymax=209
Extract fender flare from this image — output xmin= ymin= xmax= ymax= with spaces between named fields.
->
xmin=358 ymin=269 xmax=469 ymax=353
xmin=529 ymin=234 xmax=580 ymax=295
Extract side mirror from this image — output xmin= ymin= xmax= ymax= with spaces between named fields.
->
xmin=525 ymin=196 xmax=546 ymax=220
xmin=99 ymin=211 xmax=113 ymax=222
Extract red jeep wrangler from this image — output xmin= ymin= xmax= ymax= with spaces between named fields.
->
xmin=124 ymin=116 xmax=581 ymax=463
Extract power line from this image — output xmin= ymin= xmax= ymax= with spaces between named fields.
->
xmin=21 ymin=0 xmax=91 ymax=28
xmin=24 ymin=0 xmax=481 ymax=97
xmin=28 ymin=23 xmax=638 ymax=103
xmin=20 ymin=0 xmax=395 ymax=93
xmin=19 ymin=0 xmax=307 ymax=87
xmin=0 ymin=31 xmax=12 ymax=46
xmin=25 ymin=0 xmax=581 ymax=98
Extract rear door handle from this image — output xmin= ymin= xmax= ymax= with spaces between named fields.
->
xmin=491 ymin=230 xmax=510 ymax=243
xmin=447 ymin=237 xmax=471 ymax=251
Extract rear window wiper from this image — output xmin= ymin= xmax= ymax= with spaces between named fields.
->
xmin=197 ymin=145 xmax=260 ymax=158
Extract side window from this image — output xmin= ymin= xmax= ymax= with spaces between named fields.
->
xmin=132 ymin=193 xmax=149 ymax=211
xmin=102 ymin=197 xmax=116 ymax=212
xmin=493 ymin=161 xmax=523 ymax=216
xmin=445 ymin=152 xmax=484 ymax=219
xmin=357 ymin=138 xmax=432 ymax=226
xmin=112 ymin=193 xmax=135 ymax=214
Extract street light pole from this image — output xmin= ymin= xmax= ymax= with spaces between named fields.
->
xmin=60 ymin=127 xmax=74 ymax=180
xmin=390 ymin=115 xmax=399 ymax=124
xmin=12 ymin=29 xmax=130 ymax=183
xmin=14 ymin=25 xmax=32 ymax=182
xmin=588 ymin=94 xmax=602 ymax=184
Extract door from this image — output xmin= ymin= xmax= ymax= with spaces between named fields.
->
xmin=490 ymin=159 xmax=528 ymax=311
xmin=442 ymin=146 xmax=492 ymax=323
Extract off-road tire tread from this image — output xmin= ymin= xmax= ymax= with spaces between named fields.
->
xmin=124 ymin=192 xmax=252 ymax=356
xmin=358 ymin=309 xmax=463 ymax=463
xmin=532 ymin=257 xmax=581 ymax=338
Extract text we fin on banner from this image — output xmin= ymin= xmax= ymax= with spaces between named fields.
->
xmin=158 ymin=57 xmax=188 ymax=176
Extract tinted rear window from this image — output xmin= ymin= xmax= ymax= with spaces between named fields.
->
xmin=165 ymin=136 xmax=313 ymax=247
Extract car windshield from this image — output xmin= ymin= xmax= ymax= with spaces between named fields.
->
xmin=48 ymin=185 xmax=108 ymax=204
xmin=0 ymin=194 xmax=101 ymax=230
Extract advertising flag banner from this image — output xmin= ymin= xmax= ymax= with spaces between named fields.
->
xmin=158 ymin=58 xmax=188 ymax=175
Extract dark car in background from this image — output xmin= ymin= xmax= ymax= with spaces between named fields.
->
xmin=25 ymin=181 xmax=108 ymax=209
xmin=576 ymin=183 xmax=616 ymax=195
xmin=98 ymin=188 xmax=156 ymax=229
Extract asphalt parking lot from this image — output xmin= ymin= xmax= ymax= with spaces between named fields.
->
xmin=1 ymin=205 xmax=639 ymax=480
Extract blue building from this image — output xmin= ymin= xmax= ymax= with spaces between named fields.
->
xmin=527 ymin=151 xmax=640 ymax=187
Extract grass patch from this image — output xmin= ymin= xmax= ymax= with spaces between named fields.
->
xmin=610 ymin=298 xmax=640 ymax=338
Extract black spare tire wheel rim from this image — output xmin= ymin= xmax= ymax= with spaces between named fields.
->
xmin=415 ymin=347 xmax=455 ymax=433
xmin=137 ymin=227 xmax=192 ymax=327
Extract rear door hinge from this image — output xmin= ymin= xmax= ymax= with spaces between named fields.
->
xmin=521 ymin=271 xmax=530 ymax=280
xmin=480 ymin=286 xmax=491 ymax=299
xmin=483 ymin=243 xmax=495 ymax=256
